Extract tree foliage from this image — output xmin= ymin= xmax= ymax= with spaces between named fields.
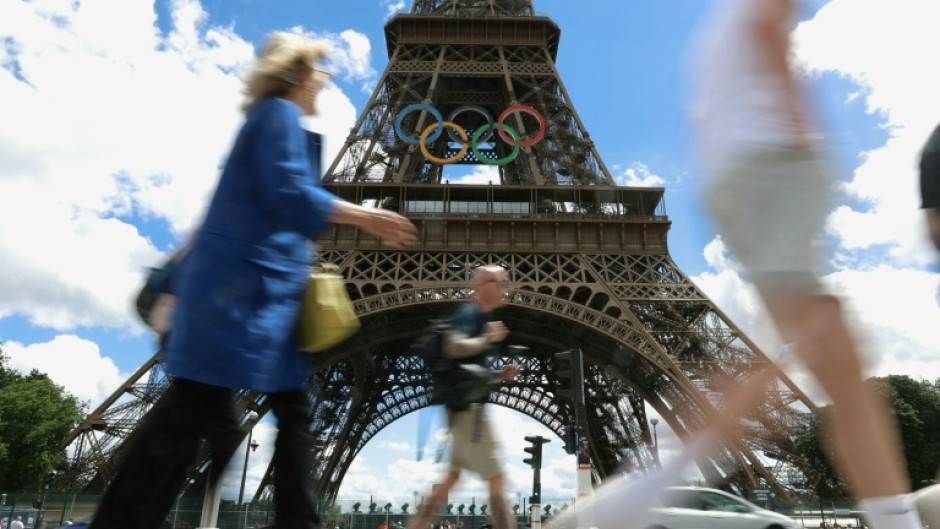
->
xmin=793 ymin=407 xmax=848 ymax=498
xmin=880 ymin=375 xmax=940 ymax=487
xmin=0 ymin=344 xmax=85 ymax=491
xmin=792 ymin=375 xmax=940 ymax=497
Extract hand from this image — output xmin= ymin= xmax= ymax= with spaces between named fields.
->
xmin=330 ymin=202 xmax=417 ymax=247
xmin=499 ymin=364 xmax=519 ymax=382
xmin=483 ymin=321 xmax=508 ymax=343
xmin=362 ymin=208 xmax=417 ymax=248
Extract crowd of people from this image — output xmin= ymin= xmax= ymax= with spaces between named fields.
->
xmin=80 ymin=0 xmax=939 ymax=527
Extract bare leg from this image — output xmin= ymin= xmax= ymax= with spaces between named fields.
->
xmin=767 ymin=294 xmax=910 ymax=499
xmin=408 ymin=471 xmax=460 ymax=529
xmin=487 ymin=474 xmax=515 ymax=529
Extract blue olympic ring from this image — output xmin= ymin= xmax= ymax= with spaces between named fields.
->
xmin=395 ymin=103 xmax=443 ymax=145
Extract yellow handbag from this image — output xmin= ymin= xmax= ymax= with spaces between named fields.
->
xmin=297 ymin=263 xmax=361 ymax=352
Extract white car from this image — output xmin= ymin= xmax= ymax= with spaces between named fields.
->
xmin=643 ymin=486 xmax=800 ymax=529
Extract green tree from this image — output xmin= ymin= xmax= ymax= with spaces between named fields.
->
xmin=792 ymin=375 xmax=940 ymax=497
xmin=0 ymin=344 xmax=85 ymax=491
xmin=879 ymin=375 xmax=940 ymax=488
xmin=0 ymin=348 xmax=22 ymax=389
xmin=792 ymin=407 xmax=848 ymax=498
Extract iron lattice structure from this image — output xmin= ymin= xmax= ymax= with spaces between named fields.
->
xmin=59 ymin=0 xmax=819 ymax=505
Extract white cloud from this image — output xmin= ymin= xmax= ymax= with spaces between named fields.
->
xmin=792 ymin=0 xmax=940 ymax=267
xmin=614 ymin=163 xmax=666 ymax=187
xmin=379 ymin=440 xmax=413 ymax=453
xmin=382 ymin=0 xmax=408 ymax=18
xmin=825 ymin=265 xmax=940 ymax=378
xmin=690 ymin=236 xmax=940 ymax=406
xmin=446 ymin=165 xmax=500 ymax=185
xmin=689 ymin=238 xmax=770 ymax=342
xmin=305 ymin=83 xmax=360 ymax=170
xmin=338 ymin=30 xmax=376 ymax=81
xmin=312 ymin=29 xmax=377 ymax=89
xmin=2 ymin=335 xmax=129 ymax=407
xmin=0 ymin=0 xmax=364 ymax=333
xmin=340 ymin=442 xmax=447 ymax=501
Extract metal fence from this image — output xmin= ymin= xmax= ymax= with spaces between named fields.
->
xmin=0 ymin=492 xmax=867 ymax=529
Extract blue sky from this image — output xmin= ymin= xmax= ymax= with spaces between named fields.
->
xmin=1 ymin=0 xmax=938 ymax=504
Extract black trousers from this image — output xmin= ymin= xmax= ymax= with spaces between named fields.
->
xmin=90 ymin=378 xmax=319 ymax=529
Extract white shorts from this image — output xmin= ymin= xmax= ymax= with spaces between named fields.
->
xmin=705 ymin=145 xmax=831 ymax=297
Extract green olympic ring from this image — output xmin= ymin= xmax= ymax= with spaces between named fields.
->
xmin=471 ymin=122 xmax=520 ymax=165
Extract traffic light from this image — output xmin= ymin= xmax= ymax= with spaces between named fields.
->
xmin=554 ymin=349 xmax=585 ymax=406
xmin=41 ymin=472 xmax=55 ymax=492
xmin=523 ymin=435 xmax=548 ymax=469
xmin=524 ymin=435 xmax=549 ymax=505
xmin=562 ymin=424 xmax=576 ymax=455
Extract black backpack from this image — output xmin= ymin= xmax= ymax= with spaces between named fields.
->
xmin=414 ymin=321 xmax=500 ymax=410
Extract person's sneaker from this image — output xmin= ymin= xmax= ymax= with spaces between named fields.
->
xmin=911 ymin=483 xmax=940 ymax=529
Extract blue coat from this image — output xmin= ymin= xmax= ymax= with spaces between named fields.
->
xmin=164 ymin=97 xmax=338 ymax=393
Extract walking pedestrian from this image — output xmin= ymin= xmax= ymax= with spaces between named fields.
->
xmin=689 ymin=1 xmax=923 ymax=528
xmin=89 ymin=31 xmax=416 ymax=529
xmin=408 ymin=266 xmax=519 ymax=529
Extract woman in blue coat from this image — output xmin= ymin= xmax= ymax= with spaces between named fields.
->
xmin=91 ymin=32 xmax=416 ymax=529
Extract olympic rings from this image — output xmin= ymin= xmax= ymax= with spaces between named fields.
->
xmin=447 ymin=105 xmax=495 ymax=143
xmin=471 ymin=123 xmax=520 ymax=165
xmin=498 ymin=105 xmax=546 ymax=147
xmin=420 ymin=121 xmax=469 ymax=164
xmin=395 ymin=103 xmax=443 ymax=145
xmin=394 ymin=103 xmax=545 ymax=165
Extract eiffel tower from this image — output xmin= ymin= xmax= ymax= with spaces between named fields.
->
xmin=61 ymin=0 xmax=818 ymax=505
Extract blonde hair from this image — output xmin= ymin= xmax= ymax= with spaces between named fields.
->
xmin=241 ymin=31 xmax=328 ymax=113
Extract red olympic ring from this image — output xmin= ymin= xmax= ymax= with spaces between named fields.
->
xmin=497 ymin=105 xmax=546 ymax=147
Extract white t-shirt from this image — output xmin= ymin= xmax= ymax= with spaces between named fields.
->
xmin=690 ymin=0 xmax=806 ymax=173
xmin=10 ymin=520 xmax=24 ymax=529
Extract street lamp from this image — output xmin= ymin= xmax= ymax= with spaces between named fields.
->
xmin=174 ymin=478 xmax=195 ymax=529
xmin=650 ymin=418 xmax=661 ymax=468
xmin=238 ymin=411 xmax=260 ymax=508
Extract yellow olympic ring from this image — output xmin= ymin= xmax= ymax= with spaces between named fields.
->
xmin=419 ymin=121 xmax=469 ymax=165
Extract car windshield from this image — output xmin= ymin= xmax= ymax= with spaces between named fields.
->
xmin=701 ymin=491 xmax=748 ymax=512
xmin=659 ymin=490 xmax=703 ymax=509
